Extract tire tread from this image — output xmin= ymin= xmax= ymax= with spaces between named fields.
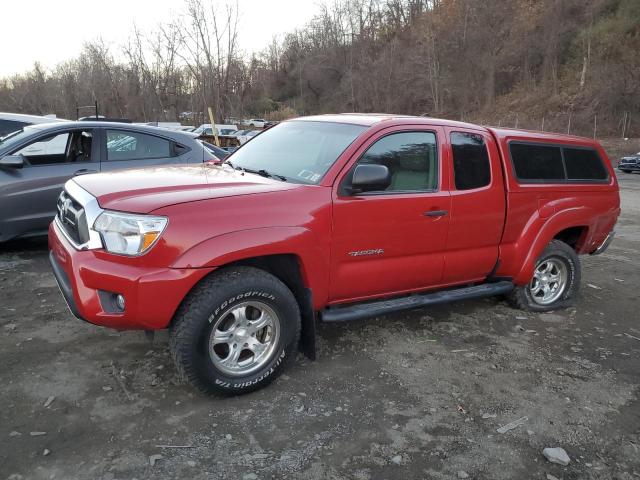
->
xmin=169 ymin=266 xmax=300 ymax=395
xmin=509 ymin=239 xmax=581 ymax=312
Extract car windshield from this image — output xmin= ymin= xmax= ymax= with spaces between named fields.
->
xmin=228 ymin=121 xmax=365 ymax=184
xmin=0 ymin=126 xmax=37 ymax=149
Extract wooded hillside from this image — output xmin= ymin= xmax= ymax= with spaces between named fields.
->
xmin=1 ymin=0 xmax=638 ymax=137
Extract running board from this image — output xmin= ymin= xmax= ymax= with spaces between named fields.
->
xmin=321 ymin=281 xmax=514 ymax=323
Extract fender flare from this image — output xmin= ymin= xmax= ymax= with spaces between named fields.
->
xmin=171 ymin=226 xmax=329 ymax=306
xmin=508 ymin=207 xmax=592 ymax=285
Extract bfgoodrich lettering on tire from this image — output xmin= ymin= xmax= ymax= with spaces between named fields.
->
xmin=170 ymin=266 xmax=301 ymax=395
xmin=510 ymin=239 xmax=581 ymax=312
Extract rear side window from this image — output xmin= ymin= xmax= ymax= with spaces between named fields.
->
xmin=509 ymin=142 xmax=609 ymax=183
xmin=451 ymin=132 xmax=491 ymax=190
xmin=563 ymin=147 xmax=608 ymax=180
xmin=106 ymin=130 xmax=172 ymax=161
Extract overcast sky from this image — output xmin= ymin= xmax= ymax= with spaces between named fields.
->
xmin=1 ymin=0 xmax=321 ymax=77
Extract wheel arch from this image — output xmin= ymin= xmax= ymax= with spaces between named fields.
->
xmin=171 ymin=231 xmax=322 ymax=360
xmin=553 ymin=225 xmax=589 ymax=251
xmin=501 ymin=207 xmax=593 ymax=285
xmin=226 ymin=254 xmax=316 ymax=360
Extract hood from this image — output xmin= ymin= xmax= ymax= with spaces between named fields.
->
xmin=73 ymin=164 xmax=298 ymax=213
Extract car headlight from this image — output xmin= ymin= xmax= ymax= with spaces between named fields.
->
xmin=94 ymin=211 xmax=168 ymax=256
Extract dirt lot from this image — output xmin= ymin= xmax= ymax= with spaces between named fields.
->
xmin=1 ymin=141 xmax=639 ymax=480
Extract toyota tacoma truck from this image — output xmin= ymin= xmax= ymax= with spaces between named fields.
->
xmin=48 ymin=114 xmax=620 ymax=395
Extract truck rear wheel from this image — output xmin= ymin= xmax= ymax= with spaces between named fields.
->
xmin=170 ymin=266 xmax=301 ymax=395
xmin=510 ymin=240 xmax=581 ymax=312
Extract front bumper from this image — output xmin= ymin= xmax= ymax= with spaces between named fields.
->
xmin=48 ymin=221 xmax=214 ymax=330
xmin=618 ymin=163 xmax=640 ymax=171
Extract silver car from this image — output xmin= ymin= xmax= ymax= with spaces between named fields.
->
xmin=0 ymin=121 xmax=214 ymax=242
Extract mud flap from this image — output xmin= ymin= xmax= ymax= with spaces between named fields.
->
xmin=298 ymin=288 xmax=316 ymax=360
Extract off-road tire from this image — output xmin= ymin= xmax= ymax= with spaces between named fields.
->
xmin=170 ymin=266 xmax=301 ymax=395
xmin=510 ymin=240 xmax=581 ymax=312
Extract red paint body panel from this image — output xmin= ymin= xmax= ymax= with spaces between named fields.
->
xmin=49 ymin=221 xmax=214 ymax=329
xmin=488 ymin=127 xmax=620 ymax=283
xmin=50 ymin=114 xmax=620 ymax=330
xmin=77 ymin=163 xmax=298 ymax=214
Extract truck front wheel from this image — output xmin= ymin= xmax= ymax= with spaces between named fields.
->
xmin=510 ymin=240 xmax=581 ymax=312
xmin=170 ymin=266 xmax=301 ymax=395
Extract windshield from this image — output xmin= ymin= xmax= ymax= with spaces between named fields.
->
xmin=228 ymin=121 xmax=365 ymax=184
xmin=0 ymin=126 xmax=38 ymax=149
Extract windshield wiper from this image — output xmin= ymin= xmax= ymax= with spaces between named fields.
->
xmin=242 ymin=167 xmax=287 ymax=182
xmin=223 ymin=159 xmax=238 ymax=171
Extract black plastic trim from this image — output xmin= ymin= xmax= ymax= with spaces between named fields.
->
xmin=49 ymin=250 xmax=83 ymax=320
xmin=321 ymin=281 xmax=514 ymax=323
xmin=298 ymin=288 xmax=316 ymax=360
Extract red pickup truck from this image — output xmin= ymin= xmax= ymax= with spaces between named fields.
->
xmin=49 ymin=114 xmax=620 ymax=395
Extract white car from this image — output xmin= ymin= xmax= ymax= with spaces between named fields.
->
xmin=245 ymin=118 xmax=267 ymax=128
xmin=237 ymin=130 xmax=261 ymax=145
xmin=0 ymin=112 xmax=65 ymax=137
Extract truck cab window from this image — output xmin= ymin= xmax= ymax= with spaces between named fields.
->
xmin=451 ymin=132 xmax=491 ymax=190
xmin=357 ymin=131 xmax=438 ymax=192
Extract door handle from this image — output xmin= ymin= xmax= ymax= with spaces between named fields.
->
xmin=73 ymin=169 xmax=97 ymax=176
xmin=424 ymin=210 xmax=448 ymax=217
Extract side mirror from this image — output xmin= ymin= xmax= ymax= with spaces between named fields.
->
xmin=0 ymin=155 xmax=25 ymax=169
xmin=349 ymin=164 xmax=391 ymax=193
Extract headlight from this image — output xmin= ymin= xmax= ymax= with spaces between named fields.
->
xmin=94 ymin=211 xmax=168 ymax=256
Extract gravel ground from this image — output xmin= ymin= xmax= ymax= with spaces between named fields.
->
xmin=1 ymin=142 xmax=639 ymax=480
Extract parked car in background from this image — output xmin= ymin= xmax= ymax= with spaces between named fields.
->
xmin=0 ymin=112 xmax=65 ymax=137
xmin=229 ymin=129 xmax=250 ymax=137
xmin=244 ymin=118 xmax=267 ymax=128
xmin=0 ymin=122 xmax=214 ymax=242
xmin=193 ymin=124 xmax=238 ymax=136
xmin=136 ymin=122 xmax=183 ymax=131
xmin=237 ymin=129 xmax=261 ymax=144
xmin=48 ymin=114 xmax=619 ymax=395
xmin=618 ymin=152 xmax=640 ymax=173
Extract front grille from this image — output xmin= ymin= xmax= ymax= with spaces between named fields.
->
xmin=57 ymin=190 xmax=89 ymax=245
xmin=620 ymin=158 xmax=639 ymax=165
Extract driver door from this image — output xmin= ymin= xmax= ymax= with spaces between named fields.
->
xmin=329 ymin=126 xmax=451 ymax=303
